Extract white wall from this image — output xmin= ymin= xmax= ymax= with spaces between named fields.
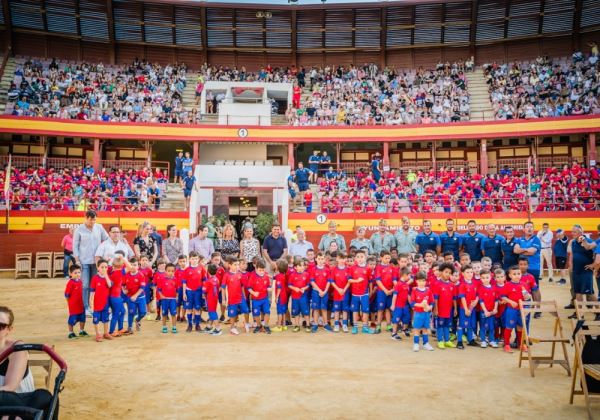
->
xmin=218 ymin=103 xmax=271 ymax=126
xmin=199 ymin=144 xmax=267 ymax=164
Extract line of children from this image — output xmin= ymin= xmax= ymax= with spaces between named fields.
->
xmin=63 ymin=246 xmax=538 ymax=354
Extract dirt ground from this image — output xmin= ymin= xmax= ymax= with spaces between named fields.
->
xmin=0 ymin=277 xmax=595 ymax=419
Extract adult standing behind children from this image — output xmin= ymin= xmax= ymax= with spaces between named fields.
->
xmin=370 ymin=219 xmax=396 ymax=254
xmin=73 ymin=210 xmax=109 ymax=315
xmin=133 ymin=222 xmax=159 ymax=267
xmin=189 ymin=224 xmax=215 ymax=260
xmin=394 ymin=216 xmax=417 ymax=254
xmin=216 ymin=223 xmax=240 ymax=259
xmin=288 ymin=229 xmax=314 ymax=258
xmin=240 ymin=225 xmax=261 ymax=270
xmin=162 ymin=224 xmax=183 ymax=264
xmin=262 ymin=223 xmax=288 ymax=274
xmin=318 ymin=221 xmax=347 ymax=252
xmin=61 ymin=227 xmax=75 ymax=279
xmin=514 ymin=221 xmax=542 ymax=284
xmin=95 ymin=225 xmax=135 ymax=263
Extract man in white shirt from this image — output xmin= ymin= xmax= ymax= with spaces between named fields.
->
xmin=289 ymin=229 xmax=314 ymax=258
xmin=537 ymin=223 xmax=554 ymax=282
xmin=95 ymin=225 xmax=135 ymax=263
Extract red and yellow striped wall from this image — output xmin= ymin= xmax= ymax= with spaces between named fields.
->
xmin=0 ymin=115 xmax=598 ymax=142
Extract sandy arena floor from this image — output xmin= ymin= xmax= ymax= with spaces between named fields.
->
xmin=0 ymin=277 xmax=595 ymax=419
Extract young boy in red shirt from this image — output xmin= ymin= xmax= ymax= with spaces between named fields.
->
xmin=433 ymin=263 xmax=457 ymax=349
xmin=175 ymin=255 xmax=188 ymax=322
xmin=157 ymin=263 xmax=178 ymax=334
xmin=310 ymin=253 xmax=333 ymax=333
xmin=183 ymin=251 xmax=206 ymax=332
xmin=248 ymin=259 xmax=272 ymax=334
xmin=410 ymin=271 xmax=435 ymax=352
xmin=494 ymin=268 xmax=508 ymax=342
xmin=288 ymin=257 xmax=311 ymax=333
xmin=222 ymin=258 xmax=247 ymax=335
xmin=203 ymin=264 xmax=222 ymax=336
xmin=152 ymin=259 xmax=167 ymax=321
xmin=64 ymin=264 xmax=88 ymax=339
xmin=478 ymin=269 xmax=498 ymax=348
xmin=374 ymin=251 xmax=397 ymax=334
xmin=273 ymin=259 xmax=290 ymax=332
xmin=348 ymin=250 xmax=374 ymax=335
xmin=331 ymin=252 xmax=351 ymax=333
xmin=390 ymin=267 xmax=411 ymax=341
xmin=139 ymin=255 xmax=155 ymax=318
xmin=457 ymin=264 xmax=479 ymax=349
xmin=124 ymin=258 xmax=147 ymax=334
xmin=90 ymin=259 xmax=113 ymax=342
xmin=501 ymin=266 xmax=530 ymax=353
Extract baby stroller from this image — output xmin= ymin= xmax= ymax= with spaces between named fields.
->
xmin=0 ymin=343 xmax=67 ymax=420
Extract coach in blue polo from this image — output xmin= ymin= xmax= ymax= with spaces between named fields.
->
xmin=462 ymin=220 xmax=485 ymax=261
xmin=501 ymin=225 xmax=519 ymax=270
xmin=295 ymin=162 xmax=311 ymax=192
xmin=262 ymin=222 xmax=288 ymax=274
xmin=439 ymin=218 xmax=461 ymax=260
xmin=481 ymin=223 xmax=505 ymax=265
xmin=415 ymin=220 xmax=440 ymax=255
xmin=514 ymin=221 xmax=542 ymax=283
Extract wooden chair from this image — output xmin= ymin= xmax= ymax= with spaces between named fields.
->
xmin=52 ymin=252 xmax=65 ymax=278
xmin=34 ymin=252 xmax=53 ymax=278
xmin=518 ymin=300 xmax=571 ymax=377
xmin=14 ymin=253 xmax=32 ymax=279
xmin=569 ymin=301 xmax=600 ymax=420
xmin=28 ymin=345 xmax=54 ymax=389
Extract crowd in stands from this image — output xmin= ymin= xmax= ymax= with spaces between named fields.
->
xmin=0 ymin=164 xmax=168 ymax=211
xmin=484 ymin=45 xmax=600 ymax=120
xmin=286 ymin=59 xmax=473 ymax=126
xmin=289 ymin=159 xmax=600 ymax=214
xmin=7 ymin=58 xmax=192 ymax=123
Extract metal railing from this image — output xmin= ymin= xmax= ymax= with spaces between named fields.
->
xmin=100 ymin=160 xmax=170 ymax=175
xmin=1 ymin=156 xmax=170 ymax=175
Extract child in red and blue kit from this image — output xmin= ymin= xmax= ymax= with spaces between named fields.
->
xmin=183 ymin=251 xmax=206 ymax=332
xmin=107 ymin=252 xmax=129 ymax=336
xmin=124 ymin=258 xmax=147 ymax=334
xmin=501 ymin=266 xmax=530 ymax=353
xmin=175 ymin=255 xmax=187 ymax=322
xmin=310 ymin=253 xmax=333 ymax=333
xmin=289 ymin=258 xmax=311 ymax=333
xmin=304 ymin=190 xmax=313 ymax=213
xmin=222 ymin=258 xmax=248 ymax=335
xmin=203 ymin=264 xmax=222 ymax=336
xmin=494 ymin=269 xmax=508 ymax=341
xmin=410 ymin=272 xmax=435 ymax=352
xmin=374 ymin=251 xmax=397 ymax=334
xmin=139 ymin=255 xmax=154 ymax=318
xmin=90 ymin=259 xmax=113 ymax=342
xmin=239 ymin=259 xmax=253 ymax=332
xmin=390 ymin=267 xmax=412 ymax=341
xmin=157 ymin=263 xmax=178 ymax=334
xmin=247 ymin=259 xmax=272 ymax=334
xmin=478 ymin=269 xmax=498 ymax=348
xmin=348 ymin=250 xmax=374 ymax=335
xmin=152 ymin=259 xmax=167 ymax=321
xmin=433 ymin=263 xmax=457 ymax=349
xmin=457 ymin=264 xmax=479 ymax=349
xmin=274 ymin=259 xmax=290 ymax=332
xmin=331 ymin=252 xmax=351 ymax=333
xmin=64 ymin=264 xmax=88 ymax=339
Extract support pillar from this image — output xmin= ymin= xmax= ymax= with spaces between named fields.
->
xmin=287 ymin=143 xmax=295 ymax=168
xmin=480 ymin=139 xmax=488 ymax=176
xmin=589 ymin=133 xmax=597 ymax=166
xmin=92 ymin=138 xmax=100 ymax=173
xmin=431 ymin=141 xmax=437 ymax=175
xmin=192 ymin=141 xmax=199 ymax=166
xmin=382 ymin=141 xmax=390 ymax=172
xmin=532 ymin=136 xmax=539 ymax=174
xmin=336 ymin=142 xmax=341 ymax=170
xmin=145 ymin=141 xmax=153 ymax=169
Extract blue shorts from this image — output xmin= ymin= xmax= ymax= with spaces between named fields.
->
xmin=291 ymin=296 xmax=310 ymax=317
xmin=529 ymin=269 xmax=540 ymax=285
xmin=573 ymin=271 xmax=595 ymax=295
xmin=392 ymin=306 xmax=411 ymax=325
xmin=93 ymin=306 xmax=110 ymax=325
xmin=495 ymin=313 xmax=506 ymax=329
xmin=309 ymin=164 xmax=318 ymax=174
xmin=144 ymin=284 xmax=154 ymax=302
xmin=228 ymin=301 xmax=249 ymax=317
xmin=504 ymin=306 xmax=523 ymax=329
xmin=350 ymin=294 xmax=370 ymax=314
xmin=436 ymin=316 xmax=452 ymax=328
xmin=128 ymin=295 xmax=147 ymax=316
xmin=298 ymin=182 xmax=309 ymax=192
xmin=185 ymin=289 xmax=203 ymax=311
xmin=68 ymin=312 xmax=85 ymax=326
xmin=161 ymin=299 xmax=177 ymax=316
xmin=332 ymin=293 xmax=351 ymax=312
xmin=376 ymin=290 xmax=393 ymax=310
xmin=289 ymin=188 xmax=297 ymax=199
xmin=458 ymin=308 xmax=478 ymax=330
xmin=311 ymin=290 xmax=329 ymax=310
xmin=277 ymin=302 xmax=288 ymax=315
xmin=412 ymin=311 xmax=431 ymax=330
xmin=252 ymin=298 xmax=270 ymax=316
xmin=175 ymin=168 xmax=183 ymax=178
xmin=184 ymin=189 xmax=192 ymax=198
xmin=208 ymin=311 xmax=218 ymax=321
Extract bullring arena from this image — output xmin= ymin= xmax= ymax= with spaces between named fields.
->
xmin=0 ymin=0 xmax=599 ymax=418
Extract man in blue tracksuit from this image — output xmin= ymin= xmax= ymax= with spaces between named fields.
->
xmin=502 ymin=226 xmax=519 ymax=270
xmin=461 ymin=220 xmax=485 ymax=262
xmin=514 ymin=221 xmax=542 ymax=284
xmin=481 ymin=223 xmax=505 ymax=266
xmin=439 ymin=218 xmax=462 ymax=261
xmin=295 ymin=162 xmax=311 ymax=192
